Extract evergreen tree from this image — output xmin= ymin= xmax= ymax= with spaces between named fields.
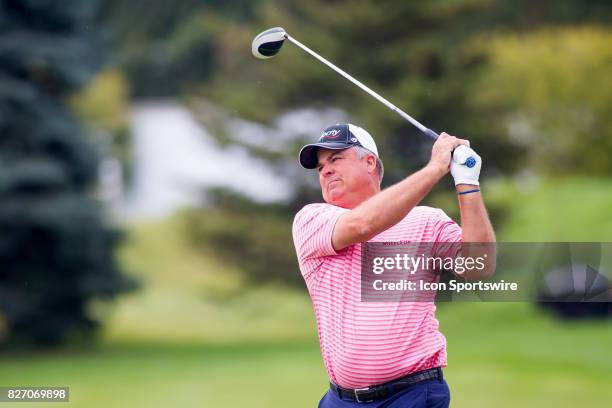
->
xmin=0 ymin=0 xmax=135 ymax=347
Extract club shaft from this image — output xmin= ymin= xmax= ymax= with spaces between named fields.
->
xmin=285 ymin=34 xmax=437 ymax=140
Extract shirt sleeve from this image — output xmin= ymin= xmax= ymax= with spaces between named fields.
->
xmin=429 ymin=208 xmax=463 ymax=259
xmin=292 ymin=203 xmax=347 ymax=281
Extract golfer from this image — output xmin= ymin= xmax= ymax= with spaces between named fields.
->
xmin=292 ymin=124 xmax=495 ymax=407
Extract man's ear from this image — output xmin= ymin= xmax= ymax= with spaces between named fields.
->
xmin=366 ymin=154 xmax=377 ymax=173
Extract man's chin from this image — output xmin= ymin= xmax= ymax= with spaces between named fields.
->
xmin=325 ymin=192 xmax=351 ymax=208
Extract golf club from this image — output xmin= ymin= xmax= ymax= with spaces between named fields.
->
xmin=252 ymin=27 xmax=477 ymax=168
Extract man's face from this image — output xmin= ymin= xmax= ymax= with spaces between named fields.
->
xmin=316 ymin=148 xmax=375 ymax=208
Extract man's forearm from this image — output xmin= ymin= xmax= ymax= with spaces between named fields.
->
xmin=456 ymin=185 xmax=495 ymax=242
xmin=456 ymin=185 xmax=496 ymax=279
xmin=356 ymin=164 xmax=445 ymax=235
xmin=333 ymin=165 xmax=444 ymax=250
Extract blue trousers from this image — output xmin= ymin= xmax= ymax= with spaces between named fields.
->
xmin=318 ymin=379 xmax=451 ymax=408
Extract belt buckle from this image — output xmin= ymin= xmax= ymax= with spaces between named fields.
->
xmin=354 ymin=387 xmax=374 ymax=403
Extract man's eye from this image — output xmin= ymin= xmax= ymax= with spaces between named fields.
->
xmin=332 ymin=157 xmax=341 ymax=162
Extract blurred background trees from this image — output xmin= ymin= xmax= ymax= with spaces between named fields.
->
xmin=101 ymin=0 xmax=611 ymax=176
xmin=1 ymin=0 xmax=610 ymax=346
xmin=0 ymin=0 xmax=135 ymax=347
xmin=100 ymin=0 xmax=611 ymax=286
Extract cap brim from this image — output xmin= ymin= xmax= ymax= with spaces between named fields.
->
xmin=298 ymin=142 xmax=352 ymax=169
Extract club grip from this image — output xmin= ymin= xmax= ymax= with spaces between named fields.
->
xmin=425 ymin=128 xmax=477 ymax=167
xmin=422 ymin=128 xmax=439 ymax=140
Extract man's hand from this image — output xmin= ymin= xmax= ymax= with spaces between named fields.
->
xmin=427 ymin=132 xmax=470 ymax=177
xmin=451 ymin=145 xmax=481 ymax=186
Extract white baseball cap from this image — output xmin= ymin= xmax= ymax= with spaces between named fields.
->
xmin=298 ymin=123 xmax=379 ymax=169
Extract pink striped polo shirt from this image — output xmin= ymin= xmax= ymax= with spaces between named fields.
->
xmin=292 ymin=203 xmax=462 ymax=388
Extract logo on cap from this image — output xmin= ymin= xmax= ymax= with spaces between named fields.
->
xmin=319 ymin=128 xmax=343 ymax=141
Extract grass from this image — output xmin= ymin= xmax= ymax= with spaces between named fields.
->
xmin=0 ymin=342 xmax=326 ymax=408
xmin=438 ymin=302 xmax=612 ymax=407
xmin=1 ymin=303 xmax=610 ymax=408
xmin=105 ymin=216 xmax=316 ymax=345
xmin=1 ymin=177 xmax=612 ymax=407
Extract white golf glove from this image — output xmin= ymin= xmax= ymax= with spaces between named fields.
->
xmin=451 ymin=145 xmax=481 ymax=186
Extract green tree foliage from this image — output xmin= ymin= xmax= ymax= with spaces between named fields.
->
xmin=100 ymin=0 xmax=260 ymax=97
xmin=474 ymin=27 xmax=612 ymax=174
xmin=0 ymin=0 xmax=136 ymax=347
xmin=102 ymin=0 xmax=609 ymax=180
xmin=70 ymin=69 xmax=133 ymax=182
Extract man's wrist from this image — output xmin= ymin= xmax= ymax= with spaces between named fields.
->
xmin=424 ymin=162 xmax=447 ymax=180
xmin=456 ymin=184 xmax=480 ymax=193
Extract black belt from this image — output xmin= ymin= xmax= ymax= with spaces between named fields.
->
xmin=329 ymin=367 xmax=442 ymax=403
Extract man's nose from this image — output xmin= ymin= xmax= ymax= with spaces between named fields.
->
xmin=321 ymin=164 xmax=334 ymax=177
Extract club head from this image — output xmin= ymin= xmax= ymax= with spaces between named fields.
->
xmin=252 ymin=27 xmax=287 ymax=59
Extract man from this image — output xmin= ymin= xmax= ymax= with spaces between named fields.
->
xmin=292 ymin=123 xmax=495 ymax=407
